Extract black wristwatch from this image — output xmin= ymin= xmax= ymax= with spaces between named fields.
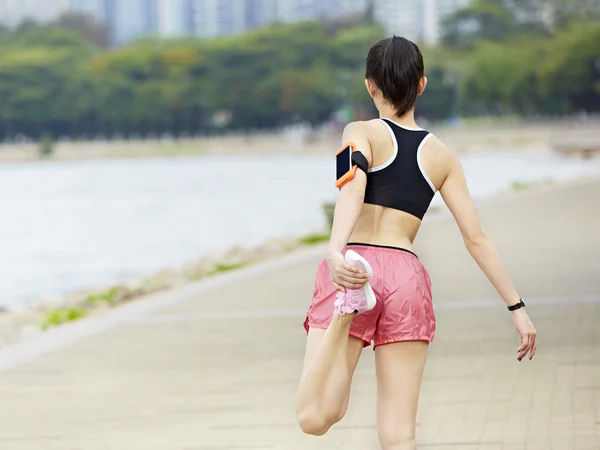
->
xmin=508 ymin=298 xmax=526 ymax=311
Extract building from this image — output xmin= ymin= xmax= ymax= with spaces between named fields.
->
xmin=157 ymin=0 xmax=188 ymax=36
xmin=429 ymin=0 xmax=471 ymax=44
xmin=374 ymin=0 xmax=424 ymax=42
xmin=0 ymin=0 xmax=70 ymax=27
xmin=0 ymin=0 xmax=411 ymax=45
xmin=373 ymin=0 xmax=471 ymax=45
xmin=272 ymin=0 xmax=367 ymax=23
xmin=338 ymin=0 xmax=369 ymax=17
xmin=437 ymin=0 xmax=471 ymax=21
xmin=68 ymin=0 xmax=107 ymax=21
xmin=314 ymin=0 xmax=369 ymax=20
xmin=245 ymin=0 xmax=277 ymax=29
xmin=111 ymin=0 xmax=157 ymax=45
xmin=191 ymin=0 xmax=247 ymax=37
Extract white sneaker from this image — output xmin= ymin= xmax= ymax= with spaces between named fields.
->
xmin=333 ymin=250 xmax=377 ymax=315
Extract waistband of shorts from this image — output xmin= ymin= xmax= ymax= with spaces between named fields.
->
xmin=346 ymin=242 xmax=418 ymax=259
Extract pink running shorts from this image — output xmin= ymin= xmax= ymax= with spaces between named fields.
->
xmin=304 ymin=243 xmax=436 ymax=348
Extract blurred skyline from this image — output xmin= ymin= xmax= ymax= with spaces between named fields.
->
xmin=0 ymin=0 xmax=471 ymax=45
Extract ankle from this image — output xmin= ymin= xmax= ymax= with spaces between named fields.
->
xmin=331 ymin=311 xmax=354 ymax=326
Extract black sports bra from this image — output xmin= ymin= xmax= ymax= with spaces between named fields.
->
xmin=363 ymin=118 xmax=436 ymax=220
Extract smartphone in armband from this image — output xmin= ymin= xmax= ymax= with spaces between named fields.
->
xmin=335 ymin=143 xmax=356 ymax=189
xmin=335 ymin=142 xmax=369 ymax=189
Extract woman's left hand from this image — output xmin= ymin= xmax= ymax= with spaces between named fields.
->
xmin=325 ymin=251 xmax=370 ymax=292
xmin=512 ymin=309 xmax=537 ymax=361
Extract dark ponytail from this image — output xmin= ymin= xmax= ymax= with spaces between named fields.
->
xmin=365 ymin=36 xmax=424 ymax=117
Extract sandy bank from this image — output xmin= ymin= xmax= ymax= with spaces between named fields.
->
xmin=0 ymin=232 xmax=330 ymax=348
xmin=1 ymin=122 xmax=598 ymax=162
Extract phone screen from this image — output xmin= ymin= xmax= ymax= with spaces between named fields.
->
xmin=336 ymin=146 xmax=352 ymax=181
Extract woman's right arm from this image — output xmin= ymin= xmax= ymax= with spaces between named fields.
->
xmin=439 ymin=148 xmax=537 ymax=361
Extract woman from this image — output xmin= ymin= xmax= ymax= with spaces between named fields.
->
xmin=295 ymin=36 xmax=537 ymax=449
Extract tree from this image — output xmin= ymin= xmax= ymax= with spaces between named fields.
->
xmin=537 ymin=21 xmax=600 ymax=113
xmin=0 ymin=16 xmax=598 ymax=140
xmin=442 ymin=0 xmax=549 ymax=48
xmin=54 ymin=12 xmax=110 ymax=48
xmin=442 ymin=0 xmax=518 ymax=48
xmin=542 ymin=0 xmax=600 ymax=30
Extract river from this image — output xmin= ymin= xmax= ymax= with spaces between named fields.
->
xmin=1 ymin=151 xmax=599 ymax=309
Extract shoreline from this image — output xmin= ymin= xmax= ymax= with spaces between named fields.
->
xmin=0 ymin=231 xmax=330 ymax=348
xmin=1 ymin=123 xmax=598 ymax=163
xmin=0 ymin=174 xmax=587 ymax=349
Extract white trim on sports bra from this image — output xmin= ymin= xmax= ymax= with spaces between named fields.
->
xmin=417 ymin=133 xmax=436 ymax=192
xmin=381 ymin=117 xmax=425 ymax=132
xmin=369 ymin=119 xmax=398 ymax=173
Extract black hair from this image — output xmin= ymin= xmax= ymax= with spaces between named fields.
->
xmin=365 ymin=36 xmax=424 ymax=117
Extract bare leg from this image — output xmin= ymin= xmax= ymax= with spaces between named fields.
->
xmin=295 ymin=314 xmax=364 ymax=436
xmin=375 ymin=341 xmax=429 ymax=450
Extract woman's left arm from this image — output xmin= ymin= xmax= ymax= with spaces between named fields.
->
xmin=326 ymin=122 xmax=373 ymax=291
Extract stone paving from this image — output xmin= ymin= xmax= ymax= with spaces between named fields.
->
xmin=0 ymin=179 xmax=598 ymax=450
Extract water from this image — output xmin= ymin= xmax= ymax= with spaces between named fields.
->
xmin=1 ymin=152 xmax=599 ymax=309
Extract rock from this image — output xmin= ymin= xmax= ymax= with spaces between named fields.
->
xmin=134 ymin=270 xmax=186 ymax=296
xmin=258 ymin=236 xmax=297 ymax=258
xmin=89 ymin=302 xmax=112 ymax=314
xmin=35 ymin=298 xmax=65 ymax=313
xmin=108 ymin=285 xmax=135 ymax=303
xmin=181 ymin=256 xmax=222 ymax=280
xmin=219 ymin=245 xmax=251 ymax=266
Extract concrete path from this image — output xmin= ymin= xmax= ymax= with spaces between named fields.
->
xmin=1 ymin=179 xmax=599 ymax=450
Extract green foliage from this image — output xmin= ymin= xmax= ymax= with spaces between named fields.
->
xmin=54 ymin=12 xmax=110 ymax=48
xmin=544 ymin=0 xmax=600 ymax=29
xmin=511 ymin=177 xmax=555 ymax=191
xmin=0 ymin=14 xmax=597 ymax=139
xmin=537 ymin=22 xmax=600 ymax=112
xmin=511 ymin=181 xmax=532 ymax=190
xmin=322 ymin=202 xmax=336 ymax=230
xmin=416 ymin=65 xmax=457 ymax=119
xmin=207 ymin=262 xmax=247 ymax=276
xmin=0 ymin=20 xmax=387 ymax=139
xmin=298 ymin=233 xmax=330 ymax=246
xmin=38 ymin=134 xmax=54 ymax=157
xmin=41 ymin=307 xmax=88 ymax=331
xmin=86 ymin=287 xmax=119 ymax=305
xmin=442 ymin=0 xmax=520 ymax=49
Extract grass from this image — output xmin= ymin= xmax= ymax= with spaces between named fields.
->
xmin=511 ymin=181 xmax=532 ymax=191
xmin=512 ymin=136 xmax=535 ymax=146
xmin=188 ymin=272 xmax=206 ymax=281
xmin=298 ymin=233 xmax=330 ymax=246
xmin=206 ymin=262 xmax=248 ymax=276
xmin=37 ymin=229 xmax=331 ymax=332
xmin=41 ymin=307 xmax=88 ymax=331
xmin=511 ymin=178 xmax=555 ymax=191
xmin=86 ymin=287 xmax=119 ymax=305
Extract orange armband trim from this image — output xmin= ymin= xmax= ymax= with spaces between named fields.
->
xmin=335 ymin=142 xmax=369 ymax=189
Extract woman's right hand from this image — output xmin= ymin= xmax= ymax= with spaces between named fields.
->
xmin=325 ymin=251 xmax=370 ymax=292
xmin=512 ymin=309 xmax=537 ymax=361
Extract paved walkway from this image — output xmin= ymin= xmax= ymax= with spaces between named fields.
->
xmin=1 ymin=179 xmax=599 ymax=450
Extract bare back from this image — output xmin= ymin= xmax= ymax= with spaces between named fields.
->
xmin=348 ymin=119 xmax=451 ymax=253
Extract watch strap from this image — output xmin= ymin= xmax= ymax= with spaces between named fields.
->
xmin=508 ymin=298 xmax=526 ymax=311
